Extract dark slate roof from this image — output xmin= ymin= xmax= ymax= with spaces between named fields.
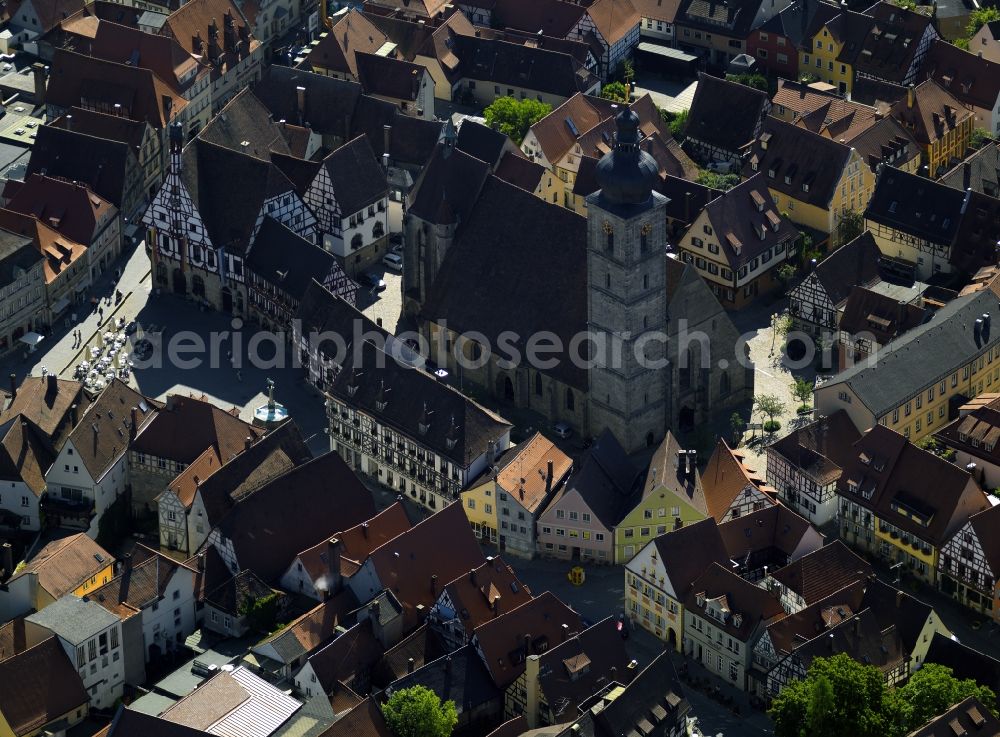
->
xmin=767 ymin=410 xmax=862 ymax=486
xmin=699 ymin=173 xmax=798 ymax=269
xmin=864 ymin=166 xmax=965 ymax=246
xmin=107 ymin=707 xmax=215 ymax=737
xmin=197 ymin=88 xmax=292 ymax=159
xmin=907 ymin=697 xmax=1000 ymax=737
xmin=593 ymin=651 xmax=688 ymax=737
xmin=321 ymin=135 xmax=389 ymax=217
xmin=329 ymin=339 xmax=511 ymax=466
xmin=210 ymin=451 xmax=376 ymax=582
xmin=652 ymin=517 xmax=730 ymax=593
xmin=268 ymin=152 xmax=322 ymax=197
xmin=197 ymin=420 xmax=313 ymax=527
xmin=535 ymin=618 xmax=633 ymax=721
xmin=657 ymin=174 xmax=718 ymax=230
xmin=851 ymin=76 xmax=908 ymax=108
xmin=296 ymin=279 xmax=386 ymax=343
xmin=354 ymin=53 xmax=428 ymax=104
xmin=407 ymin=142 xmax=491 ymax=225
xmin=456 ymin=120 xmax=511 ymax=168
xmin=852 ymin=2 xmax=932 ymax=83
xmin=557 ymin=429 xmax=642 ymax=529
xmin=808 ymin=231 xmax=884 ymax=307
xmin=940 ymin=142 xmax=1000 ymax=198
xmin=451 ymin=35 xmax=597 ymax=97
xmin=252 ymin=65 xmax=362 ymax=138
xmin=859 ymin=577 xmax=933 ymax=657
xmin=757 ymin=0 xmax=840 ymax=47
xmin=420 ymin=175 xmax=589 ymax=389
xmin=383 ymin=645 xmax=499 ymax=716
xmin=784 ymin=607 xmax=905 ymax=674
xmin=925 ymin=633 xmax=1000 ymax=702
xmin=494 ymin=152 xmax=546 ymax=193
xmin=838 ymin=286 xmax=928 ymax=344
xmin=27 ymin=126 xmax=131 ymax=208
xmin=181 ymin=138 xmax=298 ymax=256
xmin=0 ymin=228 xmax=42 ymax=283
xmin=246 ymin=217 xmax=338 ymax=302
xmin=743 ymin=116 xmax=852 ymax=209
xmin=950 ymin=190 xmax=1000 ymax=275
xmin=685 ymin=73 xmax=768 ymax=154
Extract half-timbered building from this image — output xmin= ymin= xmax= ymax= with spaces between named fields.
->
xmin=702 ymin=439 xmax=779 ymax=523
xmin=303 ymin=135 xmax=390 ymax=276
xmin=141 ymin=125 xmax=316 ymax=316
xmin=836 ymin=424 xmax=991 ymax=585
xmin=938 ymin=505 xmax=1000 ymax=623
xmin=246 ymin=217 xmax=357 ymax=332
xmin=326 ymin=339 xmax=512 ymax=514
xmin=765 ymin=411 xmax=861 ymax=526
xmin=788 ymin=232 xmax=885 ymax=339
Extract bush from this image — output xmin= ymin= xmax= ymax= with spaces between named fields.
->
xmin=764 ymin=420 xmax=782 ymax=433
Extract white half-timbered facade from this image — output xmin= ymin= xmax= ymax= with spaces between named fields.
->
xmin=937 ymin=507 xmax=1000 ymax=622
xmin=142 ymin=127 xmax=316 ymax=316
xmin=302 ymin=136 xmax=390 ymax=275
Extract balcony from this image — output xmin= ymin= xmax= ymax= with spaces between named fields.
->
xmin=41 ymin=494 xmax=95 ymax=522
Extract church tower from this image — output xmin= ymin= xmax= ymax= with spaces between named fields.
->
xmin=586 ymin=109 xmax=669 ymax=453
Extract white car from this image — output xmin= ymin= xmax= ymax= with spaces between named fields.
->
xmin=382 ymin=252 xmax=403 ymax=271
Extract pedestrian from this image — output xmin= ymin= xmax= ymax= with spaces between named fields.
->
xmin=99 ymin=307 xmax=104 ymax=320
xmin=236 ymin=369 xmax=242 ymax=382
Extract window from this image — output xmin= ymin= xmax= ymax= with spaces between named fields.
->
xmin=467 ymin=498 xmax=476 ymax=510
xmin=556 ymin=509 xmax=565 ymax=519
xmin=582 ymin=513 xmax=591 ymax=522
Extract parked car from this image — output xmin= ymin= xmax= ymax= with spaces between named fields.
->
xmin=553 ymin=421 xmax=573 ymax=439
xmin=706 ymin=160 xmax=734 ymax=173
xmin=382 ymin=253 xmax=403 ymax=271
xmin=360 ymin=273 xmax=386 ymax=291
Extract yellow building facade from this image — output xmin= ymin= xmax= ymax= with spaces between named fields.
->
xmin=800 ymin=24 xmax=854 ymax=95
xmin=461 ymin=476 xmax=498 ymax=544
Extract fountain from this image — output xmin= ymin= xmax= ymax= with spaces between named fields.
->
xmin=253 ymin=378 xmax=289 ymax=430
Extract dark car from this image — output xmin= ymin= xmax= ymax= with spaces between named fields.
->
xmin=360 ymin=273 xmax=386 ymax=292
xmin=124 ymin=321 xmax=138 ymax=336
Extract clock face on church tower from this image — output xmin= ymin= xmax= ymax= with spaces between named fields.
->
xmin=641 ymin=223 xmax=652 ymax=236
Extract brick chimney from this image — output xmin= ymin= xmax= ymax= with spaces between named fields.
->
xmin=545 ymin=460 xmax=554 ymax=494
xmin=31 ymin=63 xmax=46 ymax=103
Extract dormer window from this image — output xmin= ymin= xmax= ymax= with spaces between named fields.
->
xmin=802 ymin=183 xmax=810 ymax=193
xmin=696 ymin=592 xmax=705 ymax=607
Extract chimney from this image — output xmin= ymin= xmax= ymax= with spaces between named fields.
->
xmin=327 ymin=537 xmax=341 ymax=584
xmin=362 ymin=521 xmax=369 ymax=538
xmin=895 ymin=589 xmax=903 ymax=608
xmin=492 ymin=594 xmax=501 ymax=617
xmin=295 ymin=86 xmax=306 ymax=121
xmin=244 ymin=436 xmax=253 ymax=451
xmin=907 ymin=83 xmax=915 ymax=109
xmin=961 ymin=187 xmax=973 ymax=215
xmin=31 ymin=63 xmax=46 ymax=102
xmin=119 ymin=553 xmax=133 ymax=604
xmin=8 ymin=373 xmax=15 ymax=400
xmin=545 ymin=460 xmax=554 ymax=493
xmin=383 ymin=124 xmax=392 ymax=156
xmin=70 ymin=404 xmax=77 ymax=427
xmin=470 ymin=567 xmax=477 ymax=585
xmin=1 ymin=542 xmax=12 ymax=580
xmin=523 ymin=633 xmax=531 ymax=655
xmin=854 ymin=617 xmax=861 ymax=637
xmin=407 ymin=656 xmax=415 ymax=673
xmin=130 ymin=407 xmax=138 ymax=440
xmin=65 ymin=114 xmax=72 ymax=131
xmin=684 ymin=191 xmax=692 ymax=223
xmin=983 ymin=313 xmax=991 ymax=341
xmin=561 ymin=623 xmax=569 ymax=642
xmin=431 ymin=573 xmax=438 ymax=594
xmin=828 ymin=632 xmax=835 ymax=651
xmin=46 ymin=373 xmax=56 ymax=395
xmin=445 ymin=655 xmax=452 ymax=673
xmin=524 ymin=653 xmax=542 ymax=728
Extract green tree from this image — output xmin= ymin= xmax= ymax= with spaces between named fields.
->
xmin=777 ymin=262 xmax=797 ymax=292
xmin=971 ymin=128 xmax=992 ymax=150
xmin=725 ymin=73 xmax=768 ymax=91
xmin=753 ymin=393 xmax=787 ymax=427
xmin=791 ymin=376 xmax=814 ymax=409
xmin=239 ymin=592 xmax=281 ymax=633
xmin=730 ymin=412 xmax=746 ymax=443
xmin=890 ymin=0 xmax=916 ymax=9
xmin=837 ymin=209 xmax=864 ymax=244
xmin=382 ymin=685 xmax=458 ymax=737
xmin=620 ymin=58 xmax=635 ymax=88
xmin=770 ymin=654 xmax=890 ymax=737
xmin=695 ymin=170 xmax=741 ymax=190
xmin=600 ymin=81 xmax=629 ymax=103
xmin=965 ymin=7 xmax=1000 ymax=40
xmin=483 ymin=97 xmax=552 ymax=144
xmin=896 ymin=664 xmax=997 ymax=732
xmin=669 ymin=108 xmax=689 ymax=138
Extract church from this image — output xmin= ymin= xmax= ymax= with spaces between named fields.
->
xmin=415 ymin=109 xmax=754 ymax=453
